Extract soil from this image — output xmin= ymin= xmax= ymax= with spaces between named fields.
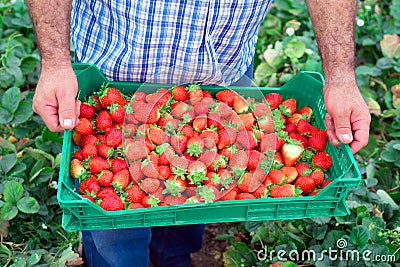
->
xmin=191 ymin=223 xmax=228 ymax=267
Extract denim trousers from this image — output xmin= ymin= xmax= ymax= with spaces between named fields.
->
xmin=81 ymin=62 xmax=254 ymax=267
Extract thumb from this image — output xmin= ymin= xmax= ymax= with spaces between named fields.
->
xmin=58 ymin=90 xmax=78 ymax=130
xmin=332 ymin=112 xmax=353 ymax=144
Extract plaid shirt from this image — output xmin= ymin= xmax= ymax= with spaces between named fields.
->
xmin=71 ymin=0 xmax=271 ymax=85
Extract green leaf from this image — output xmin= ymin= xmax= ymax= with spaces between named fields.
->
xmin=17 ymin=197 xmax=40 ymax=214
xmin=27 ymin=251 xmax=42 ymax=266
xmin=376 ymin=57 xmax=394 ymax=69
xmin=376 ymin=189 xmax=399 ymax=210
xmin=366 ymin=163 xmax=376 ymax=179
xmin=365 ymin=178 xmax=378 ymax=188
xmin=0 ymin=202 xmax=18 ymax=220
xmin=350 ymin=225 xmax=370 ymax=246
xmin=0 ymin=106 xmax=12 ymax=124
xmin=7 ymin=66 xmax=24 ymax=87
xmin=3 ymin=180 xmax=23 ymax=203
xmin=356 ymin=65 xmax=382 ymax=76
xmin=24 ymin=148 xmax=55 ymax=165
xmin=4 ymin=53 xmax=21 ymax=68
xmin=0 ymin=69 xmax=14 ymax=89
xmin=0 ymin=137 xmax=16 ymax=153
xmin=254 ymin=62 xmax=276 ymax=85
xmin=1 ymin=86 xmax=20 ymax=114
xmin=284 ymin=39 xmax=306 ymax=59
xmin=380 ymin=151 xmax=395 ymax=162
xmin=10 ymin=101 xmax=33 ymax=125
xmin=322 ymin=230 xmax=346 ymax=250
xmin=0 ymin=244 xmax=12 ymax=258
xmin=20 ymin=56 xmax=38 ymax=75
xmin=29 ymin=167 xmax=54 ymax=184
xmin=0 ymin=154 xmax=17 ymax=174
xmin=9 ymin=260 xmax=27 ymax=267
xmin=311 ymin=224 xmax=328 ymax=240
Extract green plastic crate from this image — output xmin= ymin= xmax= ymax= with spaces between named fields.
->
xmin=58 ymin=63 xmax=361 ymax=232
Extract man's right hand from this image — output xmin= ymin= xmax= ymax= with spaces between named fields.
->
xmin=32 ymin=63 xmax=80 ymax=132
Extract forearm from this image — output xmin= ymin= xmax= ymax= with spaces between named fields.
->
xmin=306 ymin=0 xmax=357 ymax=82
xmin=25 ymin=0 xmax=72 ymax=67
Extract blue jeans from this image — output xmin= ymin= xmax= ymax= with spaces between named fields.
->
xmin=81 ymin=61 xmax=254 ymax=267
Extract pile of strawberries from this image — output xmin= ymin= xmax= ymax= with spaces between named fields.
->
xmin=70 ymin=84 xmax=333 ymax=211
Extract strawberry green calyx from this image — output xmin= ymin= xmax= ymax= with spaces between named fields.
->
xmin=148 ymin=195 xmax=160 ymax=207
xmin=172 ymin=167 xmax=187 ymax=179
xmin=188 ymin=172 xmax=207 ymax=186
xmin=221 ymin=175 xmax=235 ymax=190
xmin=195 ymin=186 xmax=215 ymax=204
xmin=162 ymin=180 xmax=183 ymax=197
xmin=187 ymin=84 xmax=200 ymax=92
xmin=211 ymin=173 xmax=221 ymax=184
xmin=186 ymin=143 xmax=202 ymax=157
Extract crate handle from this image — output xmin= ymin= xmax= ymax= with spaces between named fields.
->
xmin=302 ymin=71 xmax=325 ymax=85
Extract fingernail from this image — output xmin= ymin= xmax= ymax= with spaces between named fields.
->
xmin=63 ymin=119 xmax=73 ymax=127
xmin=340 ymin=134 xmax=352 ymax=142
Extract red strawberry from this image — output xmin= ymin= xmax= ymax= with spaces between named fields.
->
xmin=81 ymin=143 xmax=98 ymax=159
xmin=74 ymin=118 xmax=93 ymax=135
xmin=284 ymin=123 xmax=297 ymax=134
xmin=72 ymin=131 xmax=81 ymax=146
xmin=172 ymin=85 xmax=189 ymax=101
xmin=202 ymin=90 xmax=213 ymax=99
xmin=295 ymin=176 xmax=316 ymax=195
xmin=312 ymin=152 xmax=332 ymax=170
xmin=264 ymin=93 xmax=282 ymax=109
xmin=238 ymin=172 xmax=261 ymax=193
xmin=207 ymin=112 xmax=224 ymax=130
xmin=322 ymin=179 xmax=332 ymax=188
xmin=187 ymin=84 xmax=203 ymax=104
xmin=170 ymin=134 xmax=188 ymax=154
xmin=294 ymin=163 xmax=311 ymax=176
xmin=89 ymin=156 xmax=110 ymax=175
xmin=108 ymin=103 xmax=125 ymax=123
xmin=193 ymin=115 xmax=208 ymax=132
xmin=159 ymin=165 xmax=172 ymax=180
xmin=141 ymin=195 xmax=160 ymax=208
xmin=252 ymin=102 xmax=270 ymax=118
xmin=288 ymin=133 xmax=308 ymax=148
xmin=73 ymin=150 xmax=84 ymax=161
xmin=80 ymin=103 xmax=95 ymax=120
xmin=105 ymin=128 xmax=123 ymax=147
xmin=70 ymin=159 xmax=87 ymax=179
xmin=200 ymin=130 xmax=219 ymax=148
xmin=81 ymin=195 xmax=95 ymax=203
xmin=216 ymin=90 xmax=237 ymax=106
xmin=125 ymin=141 xmax=148 ymax=161
xmin=133 ymin=91 xmax=146 ymax=102
xmin=128 ymin=203 xmax=145 ymax=209
xmin=112 ymin=169 xmax=130 ymax=190
xmin=126 ymin=184 xmax=146 ymax=203
xmin=286 ymin=113 xmax=303 ymax=125
xmin=141 ymin=178 xmax=161 ymax=194
xmin=193 ymin=101 xmax=210 ymax=115
xmin=257 ymin=115 xmax=275 ymax=133
xmin=309 ymin=130 xmax=328 ymax=152
xmin=147 ymin=127 xmax=164 ymax=146
xmin=220 ymin=145 xmax=237 ymax=161
xmin=274 ymin=152 xmax=284 ymax=165
xmin=218 ymin=127 xmax=237 ymax=149
xmin=296 ymin=120 xmax=311 ymax=135
xmin=164 ymin=195 xmax=188 ymax=205
xmin=134 ymin=103 xmax=160 ymax=124
xmin=97 ymin=170 xmax=114 ymax=187
xmin=97 ymin=143 xmax=114 ymax=159
xmin=297 ymin=107 xmax=313 ymax=121
xmin=269 ymin=184 xmax=300 ymax=198
xmin=229 ymin=150 xmax=248 ymax=169
xmin=252 ymin=184 xmax=267 ymax=198
xmin=141 ymin=159 xmax=160 ymax=178
xmin=219 ymin=190 xmax=237 ymax=201
xmin=187 ymin=161 xmax=207 ymax=176
xmin=186 ymin=136 xmax=204 ymax=157
xmin=280 ymin=99 xmax=296 ymax=115
xmin=233 ymin=95 xmax=249 ymax=113
xmin=100 ymin=195 xmax=124 ymax=211
xmin=99 ymin=87 xmax=125 ymax=108
xmin=171 ymin=102 xmax=189 ymax=119
xmin=281 ymin=143 xmax=304 ymax=167
xmin=247 ymin=150 xmax=265 ymax=170
xmin=236 ymin=130 xmax=257 ymax=150
xmin=88 ymin=95 xmax=102 ymax=111
xmin=310 ymin=169 xmax=325 ymax=186
xmin=310 ymin=125 xmax=319 ymax=136
xmin=111 ymin=158 xmax=128 ymax=173
xmin=268 ymin=169 xmax=286 ymax=184
xmin=96 ymin=110 xmax=113 ymax=131
xmin=235 ymin=193 xmax=255 ymax=200
xmin=78 ymin=176 xmax=100 ymax=195
xmin=129 ymin=161 xmax=145 ymax=183
xmin=80 ymin=134 xmax=98 ymax=147
xmin=179 ymin=124 xmax=194 ymax=139
xmin=309 ymin=189 xmax=321 ymax=196
xmin=280 ymin=166 xmax=298 ymax=183
xmin=238 ymin=113 xmax=255 ymax=131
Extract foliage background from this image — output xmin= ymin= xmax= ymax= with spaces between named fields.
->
xmin=0 ymin=0 xmax=399 ymax=266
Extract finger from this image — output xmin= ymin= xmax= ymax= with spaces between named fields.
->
xmin=331 ymin=111 xmax=353 ymax=144
xmin=75 ymin=100 xmax=81 ymax=120
xmin=40 ymin=106 xmax=65 ymax=132
xmin=57 ymin=89 xmax=78 ymax=130
xmin=325 ymin=113 xmax=340 ymax=146
xmin=350 ymin=128 xmax=369 ymax=154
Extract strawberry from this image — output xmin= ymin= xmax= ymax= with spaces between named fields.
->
xmin=297 ymin=106 xmax=313 ymax=121
xmin=88 ymin=95 xmax=102 ymax=111
xmin=81 ymin=195 xmax=95 ymax=203
xmin=105 ymin=128 xmax=123 ymax=147
xmin=96 ymin=110 xmax=113 ymax=131
xmin=236 ymin=130 xmax=257 ymax=150
xmin=296 ymin=120 xmax=311 ymax=136
xmin=284 ymin=123 xmax=297 ymax=134
xmin=89 ymin=156 xmax=110 ymax=175
xmin=73 ymin=150 xmax=84 ymax=161
xmin=96 ymin=143 xmax=114 ymax=159
xmin=310 ymin=169 xmax=324 ymax=186
xmin=164 ymin=195 xmax=188 ymax=205
xmin=202 ymin=90 xmax=213 ymax=99
xmin=170 ymin=134 xmax=188 ymax=154
xmin=218 ymin=190 xmax=237 ymax=201
xmin=207 ymin=112 xmax=224 ymax=130
xmin=111 ymin=158 xmax=128 ymax=173
xmin=208 ymin=154 xmax=227 ymax=172
xmin=218 ymin=127 xmax=237 ymax=149
xmin=141 ymin=195 xmax=160 ymax=208
xmin=186 ymin=136 xmax=204 ymax=157
xmin=133 ymin=91 xmax=146 ymax=102
xmin=322 ymin=179 xmax=332 ymax=188
xmin=281 ymin=143 xmax=304 ymax=167
xmin=252 ymin=102 xmax=270 ymax=118
xmin=171 ymin=102 xmax=189 ymax=119
xmin=141 ymin=178 xmax=161 ymax=194
xmin=294 ymin=163 xmax=311 ymax=176
xmin=198 ymin=150 xmax=217 ymax=169
xmin=274 ymin=152 xmax=284 ymax=166
xmin=280 ymin=99 xmax=296 ymax=115
xmin=80 ymin=103 xmax=95 ymax=119
xmin=159 ymin=165 xmax=172 ymax=180
xmin=235 ymin=193 xmax=255 ymax=200
xmin=147 ymin=126 xmax=164 ymax=146
xmin=70 ymin=159 xmax=87 ymax=179
xmin=216 ymin=102 xmax=234 ymax=119
xmin=99 ymin=87 xmax=125 ymax=108
xmin=97 ymin=170 xmax=114 ymax=187
xmin=312 ymin=152 xmax=332 ymax=170
xmin=268 ymin=169 xmax=286 ymax=184
xmin=220 ymin=145 xmax=237 ymax=161
xmin=100 ymin=195 xmax=124 ymax=211
xmin=286 ymin=113 xmax=303 ymax=125
xmin=192 ymin=115 xmax=208 ymax=132
xmin=257 ymin=115 xmax=275 ymax=133
xmin=193 ymin=101 xmax=210 ymax=115
xmin=238 ymin=113 xmax=255 ymax=131
xmin=134 ymin=103 xmax=160 ymax=124
xmin=78 ymin=176 xmax=100 ymax=195
xmin=172 ymin=85 xmax=189 ymax=101
xmin=200 ymin=129 xmax=219 ymax=148
xmin=295 ymin=176 xmax=316 ymax=195
xmin=264 ymin=93 xmax=282 ymax=109
xmin=247 ymin=150 xmax=265 ymax=170
xmin=72 ymin=131 xmax=81 ymax=146
xmin=288 ymin=133 xmax=308 ymax=148
xmin=310 ymin=125 xmax=319 ymax=136
xmin=309 ymin=130 xmax=328 ymax=152
xmin=252 ymin=184 xmax=267 ymax=198
xmin=141 ymin=159 xmax=160 ymax=178
xmin=229 ymin=150 xmax=248 ymax=169
xmin=187 ymin=84 xmax=203 ymax=104
xmin=280 ymin=166 xmax=298 ymax=183
xmin=112 ymin=169 xmax=130 ymax=190
xmin=129 ymin=161 xmax=145 ymax=183
xmin=233 ymin=95 xmax=249 ymax=113
xmin=108 ymin=103 xmax=125 ymax=123
xmin=125 ymin=141 xmax=148 ymax=161
xmin=238 ymin=172 xmax=261 ymax=193
xmin=126 ymin=184 xmax=146 ymax=203
xmin=215 ymin=90 xmax=237 ymax=106
xmin=309 ymin=189 xmax=321 ymax=196
xmin=74 ymin=118 xmax=93 ymax=135
xmin=81 ymin=143 xmax=98 ymax=159
xmin=269 ymin=184 xmax=300 ymax=198
xmin=179 ymin=124 xmax=194 ymax=139
xmin=163 ymin=176 xmax=187 ymax=196
xmin=128 ymin=203 xmax=145 ymax=209
xmin=187 ymin=161 xmax=207 ymax=185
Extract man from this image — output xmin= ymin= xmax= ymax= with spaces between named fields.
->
xmin=26 ymin=0 xmax=371 ymax=266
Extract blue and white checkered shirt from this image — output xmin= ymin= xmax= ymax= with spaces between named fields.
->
xmin=71 ymin=0 xmax=271 ymax=85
